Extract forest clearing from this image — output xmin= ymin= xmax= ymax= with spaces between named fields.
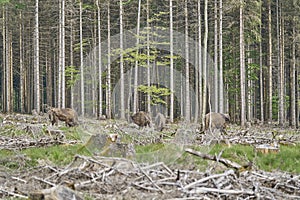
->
xmin=1 ymin=0 xmax=300 ymax=199
xmin=0 ymin=113 xmax=299 ymax=199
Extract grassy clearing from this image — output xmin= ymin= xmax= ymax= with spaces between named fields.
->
xmin=209 ymin=143 xmax=300 ymax=173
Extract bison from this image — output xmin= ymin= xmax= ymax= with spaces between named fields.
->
xmin=154 ymin=112 xmax=166 ymax=131
xmin=48 ymin=108 xmax=79 ymax=127
xmin=205 ymin=112 xmax=230 ymax=133
xmin=131 ymin=111 xmax=151 ymax=128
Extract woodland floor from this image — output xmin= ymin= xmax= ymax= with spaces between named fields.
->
xmin=0 ymin=113 xmax=299 ymax=199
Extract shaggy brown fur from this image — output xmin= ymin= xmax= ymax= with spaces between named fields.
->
xmin=131 ymin=111 xmax=151 ymax=128
xmin=48 ymin=108 xmax=79 ymax=127
xmin=205 ymin=112 xmax=230 ymax=132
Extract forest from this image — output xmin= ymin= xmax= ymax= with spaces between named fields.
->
xmin=1 ymin=0 xmax=300 ymax=128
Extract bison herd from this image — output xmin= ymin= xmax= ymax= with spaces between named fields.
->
xmin=44 ymin=105 xmax=230 ymax=133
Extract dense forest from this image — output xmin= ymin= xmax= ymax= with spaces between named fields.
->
xmin=0 ymin=0 xmax=299 ymax=128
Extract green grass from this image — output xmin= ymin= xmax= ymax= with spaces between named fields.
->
xmin=0 ymin=144 xmax=91 ymax=169
xmin=209 ymin=143 xmax=300 ymax=173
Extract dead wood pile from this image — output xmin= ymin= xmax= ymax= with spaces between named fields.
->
xmin=0 ymin=154 xmax=299 ymax=199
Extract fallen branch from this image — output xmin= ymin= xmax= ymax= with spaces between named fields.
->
xmin=185 ymin=148 xmax=242 ymax=170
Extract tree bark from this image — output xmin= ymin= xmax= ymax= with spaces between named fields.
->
xmin=106 ymin=0 xmax=112 ymax=119
xmin=34 ymin=0 xmax=40 ymax=113
xmin=119 ymin=0 xmax=125 ymax=119
xmin=240 ymin=0 xmax=246 ymax=128
xmin=169 ymin=0 xmax=174 ymax=122
xmin=219 ymin=0 xmax=224 ymax=114
xmin=214 ymin=0 xmax=218 ymax=112
xmin=184 ymin=0 xmax=190 ymax=122
xmin=79 ymin=0 xmax=84 ymax=116
xmin=133 ymin=0 xmax=141 ymax=114
xmin=202 ymin=0 xmax=208 ymax=127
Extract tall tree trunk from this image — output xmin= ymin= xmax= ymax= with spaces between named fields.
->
xmin=70 ymin=8 xmax=74 ymax=108
xmin=267 ymin=0 xmax=273 ymax=122
xmin=133 ymin=0 xmax=141 ymax=114
xmin=277 ymin=0 xmax=284 ymax=126
xmin=19 ymin=7 xmax=25 ymax=113
xmin=259 ymin=1 xmax=264 ymax=123
xmin=119 ymin=0 xmax=125 ymax=119
xmin=240 ymin=0 xmax=246 ymax=128
xmin=214 ymin=0 xmax=218 ymax=112
xmin=96 ymin=0 xmax=102 ymax=118
xmin=202 ymin=0 xmax=208 ymax=127
xmin=184 ymin=0 xmax=190 ymax=122
xmin=79 ymin=0 xmax=84 ymax=116
xmin=61 ymin=0 xmax=65 ymax=108
xmin=169 ymin=0 xmax=174 ymax=122
xmin=198 ymin=0 xmax=203 ymax=123
xmin=290 ymin=18 xmax=296 ymax=128
xmin=219 ymin=0 xmax=224 ymax=113
xmin=34 ymin=0 xmax=40 ymax=113
xmin=146 ymin=0 xmax=151 ymax=114
xmin=58 ymin=0 xmax=65 ymax=108
xmin=106 ymin=0 xmax=111 ymax=119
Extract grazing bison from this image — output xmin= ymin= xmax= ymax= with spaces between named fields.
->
xmin=131 ymin=111 xmax=151 ymax=128
xmin=154 ymin=112 xmax=166 ymax=131
xmin=48 ymin=108 xmax=79 ymax=127
xmin=205 ymin=112 xmax=230 ymax=132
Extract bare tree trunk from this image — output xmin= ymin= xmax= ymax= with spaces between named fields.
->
xmin=267 ymin=0 xmax=273 ymax=122
xmin=70 ymin=9 xmax=74 ymax=108
xmin=133 ymin=0 xmax=141 ymax=114
xmin=79 ymin=0 xmax=84 ymax=116
xmin=240 ymin=0 xmax=246 ymax=128
xmin=214 ymin=0 xmax=218 ymax=112
xmin=184 ymin=0 xmax=190 ymax=122
xmin=19 ymin=7 xmax=25 ymax=113
xmin=106 ymin=0 xmax=112 ymax=119
xmin=259 ymin=1 xmax=264 ymax=123
xmin=119 ymin=0 xmax=125 ymax=119
xmin=277 ymin=0 xmax=284 ymax=126
xmin=219 ymin=0 xmax=224 ymax=114
xmin=61 ymin=0 xmax=65 ymax=108
xmin=96 ymin=0 xmax=102 ymax=118
xmin=34 ymin=0 xmax=40 ymax=113
xmin=146 ymin=0 xmax=151 ymax=115
xmin=169 ymin=0 xmax=174 ymax=122
xmin=290 ymin=18 xmax=296 ymax=128
xmin=198 ymin=0 xmax=203 ymax=123
xmin=202 ymin=0 xmax=208 ymax=127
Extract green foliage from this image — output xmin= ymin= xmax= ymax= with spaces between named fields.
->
xmin=0 ymin=0 xmax=10 ymax=5
xmin=209 ymin=144 xmax=300 ymax=173
xmin=138 ymin=85 xmax=171 ymax=105
xmin=65 ymin=66 xmax=80 ymax=88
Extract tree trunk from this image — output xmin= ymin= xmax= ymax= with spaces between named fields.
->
xmin=240 ymin=0 xmax=246 ymax=128
xmin=198 ymin=0 xmax=203 ymax=123
xmin=219 ymin=0 xmax=224 ymax=114
xmin=214 ymin=0 xmax=218 ymax=112
xmin=96 ymin=0 xmax=102 ymax=118
xmin=184 ymin=0 xmax=190 ymax=122
xmin=202 ymin=0 xmax=208 ymax=127
xmin=19 ymin=7 xmax=25 ymax=113
xmin=79 ymin=0 xmax=84 ymax=116
xmin=34 ymin=0 xmax=40 ymax=113
xmin=290 ymin=18 xmax=296 ymax=128
xmin=106 ymin=0 xmax=112 ymax=119
xmin=169 ymin=0 xmax=174 ymax=122
xmin=267 ymin=0 xmax=273 ymax=122
xmin=133 ymin=0 xmax=141 ymax=114
xmin=277 ymin=0 xmax=284 ymax=126
xmin=259 ymin=2 xmax=264 ymax=123
xmin=146 ymin=0 xmax=151 ymax=115
xmin=119 ymin=0 xmax=125 ymax=120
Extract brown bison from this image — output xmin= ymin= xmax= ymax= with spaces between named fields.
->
xmin=154 ymin=112 xmax=166 ymax=131
xmin=48 ymin=108 xmax=79 ymax=127
xmin=131 ymin=111 xmax=151 ymax=128
xmin=205 ymin=112 xmax=230 ymax=132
